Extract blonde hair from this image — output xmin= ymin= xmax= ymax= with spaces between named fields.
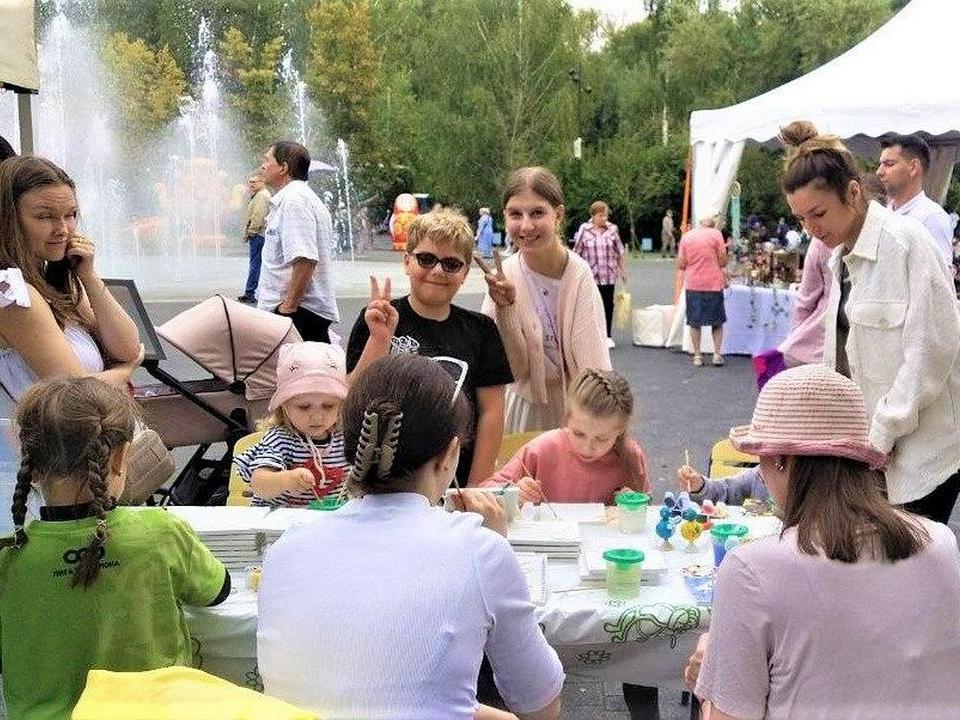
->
xmin=405 ymin=207 xmax=474 ymax=263
xmin=589 ymin=200 xmax=609 ymax=216
xmin=567 ymin=369 xmax=641 ymax=488
xmin=257 ymin=404 xmax=340 ymax=436
xmin=2 ymin=378 xmax=139 ymax=588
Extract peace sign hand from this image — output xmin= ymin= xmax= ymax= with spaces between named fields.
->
xmin=474 ymin=248 xmax=516 ymax=307
xmin=364 ymin=276 xmax=399 ymax=343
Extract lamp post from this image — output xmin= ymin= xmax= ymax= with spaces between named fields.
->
xmin=568 ymin=64 xmax=591 ymax=160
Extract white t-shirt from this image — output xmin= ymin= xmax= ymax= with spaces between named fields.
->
xmin=696 ymin=517 xmax=960 ymax=719
xmin=256 ymin=180 xmax=339 ymax=322
xmin=889 ymin=191 xmax=955 ymax=267
xmin=258 ymin=492 xmax=564 ymax=719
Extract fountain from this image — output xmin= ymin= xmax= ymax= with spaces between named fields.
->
xmin=336 ymin=138 xmax=355 ymax=260
xmin=280 ymin=50 xmax=308 ymax=147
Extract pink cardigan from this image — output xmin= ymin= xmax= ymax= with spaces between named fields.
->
xmin=481 ymin=250 xmax=611 ymax=405
xmin=481 ymin=428 xmax=650 ymax=504
xmin=778 ymin=237 xmax=832 ymax=365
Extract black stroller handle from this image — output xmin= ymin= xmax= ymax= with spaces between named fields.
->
xmin=142 ymin=359 xmax=249 ymax=435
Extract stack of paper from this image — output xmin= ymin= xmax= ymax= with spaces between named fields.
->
xmin=578 ymin=546 xmax=667 ymax=584
xmin=514 ymin=552 xmax=549 ymax=606
xmin=507 ymin=519 xmax=581 ymax=558
xmin=167 ymin=506 xmax=269 ymax=571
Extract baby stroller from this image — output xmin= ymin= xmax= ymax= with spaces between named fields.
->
xmin=135 ymin=296 xmax=301 ymax=505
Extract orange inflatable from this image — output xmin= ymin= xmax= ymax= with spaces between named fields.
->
xmin=389 ymin=193 xmax=420 ymax=251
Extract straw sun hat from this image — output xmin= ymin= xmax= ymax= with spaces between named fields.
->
xmin=729 ymin=363 xmax=887 ymax=468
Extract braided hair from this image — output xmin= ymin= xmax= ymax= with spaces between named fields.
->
xmin=567 ymin=368 xmax=639 ymax=489
xmin=342 ymin=354 xmax=472 ymax=495
xmin=0 ymin=378 xmax=139 ymax=589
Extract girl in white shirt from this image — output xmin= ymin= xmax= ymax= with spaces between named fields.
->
xmin=258 ymin=353 xmax=564 ymax=720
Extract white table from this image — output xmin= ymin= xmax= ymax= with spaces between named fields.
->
xmin=668 ymin=284 xmax=796 ymax=356
xmin=179 ymin=506 xmax=780 ymax=690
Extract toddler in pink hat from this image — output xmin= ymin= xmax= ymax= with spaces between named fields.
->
xmin=234 ymin=342 xmax=349 ymax=506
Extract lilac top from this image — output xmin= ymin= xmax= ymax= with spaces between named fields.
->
xmin=778 ymin=237 xmax=832 ymax=365
xmin=696 ymin=517 xmax=960 ymax=719
xmin=520 ymin=260 xmax=563 ymax=381
xmin=890 ymin=191 xmax=954 ymax=267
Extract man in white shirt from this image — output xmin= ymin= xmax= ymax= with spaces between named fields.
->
xmin=257 ymin=141 xmax=339 ymax=342
xmin=876 ymin=134 xmax=955 ymax=268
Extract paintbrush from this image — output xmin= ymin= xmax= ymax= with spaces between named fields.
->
xmin=519 ymin=457 xmax=559 ymax=520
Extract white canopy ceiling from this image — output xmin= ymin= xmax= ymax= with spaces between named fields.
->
xmin=0 ymin=1 xmax=39 ymax=92
xmin=688 ymin=0 xmax=960 ymax=221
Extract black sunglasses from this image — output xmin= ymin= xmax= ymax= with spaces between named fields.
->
xmin=410 ymin=251 xmax=467 ymax=274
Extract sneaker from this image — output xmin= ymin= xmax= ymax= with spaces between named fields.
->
xmin=237 ymin=295 xmax=256 ymax=305
xmin=606 ymin=337 xmax=616 ymax=349
xmin=712 ymin=354 xmax=725 ymax=366
xmin=692 ymin=354 xmax=703 ymax=367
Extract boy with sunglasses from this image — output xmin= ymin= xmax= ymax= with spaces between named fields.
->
xmin=346 ymin=208 xmax=513 ymax=487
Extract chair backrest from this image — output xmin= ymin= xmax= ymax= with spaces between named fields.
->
xmin=227 ymin=430 xmax=266 ymax=506
xmin=709 ymin=438 xmax=758 ymax=478
xmin=496 ymin=431 xmax=542 ymax=469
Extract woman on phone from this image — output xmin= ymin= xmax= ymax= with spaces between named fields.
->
xmin=0 ymin=156 xmax=142 ymax=413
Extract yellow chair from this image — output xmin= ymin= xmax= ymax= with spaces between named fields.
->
xmin=227 ymin=430 xmax=265 ymax=506
xmin=495 ymin=431 xmax=542 ymax=469
xmin=709 ymin=462 xmax=746 ymax=479
xmin=708 ymin=439 xmax=758 ymax=479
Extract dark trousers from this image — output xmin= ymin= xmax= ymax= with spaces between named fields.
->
xmin=275 ymin=306 xmax=332 ymax=343
xmin=598 ymin=283 xmax=616 ymax=337
xmin=242 ymin=234 xmax=264 ymax=299
xmin=903 ymin=469 xmax=960 ymax=524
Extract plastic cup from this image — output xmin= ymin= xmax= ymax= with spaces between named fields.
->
xmin=615 ymin=492 xmax=650 ymax=534
xmin=603 ymin=548 xmax=645 ymax=599
xmin=308 ymin=496 xmax=345 ymax=511
xmin=710 ymin=523 xmax=749 ymax=565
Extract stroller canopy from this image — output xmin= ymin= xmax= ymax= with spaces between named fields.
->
xmin=157 ymin=296 xmax=301 ymax=401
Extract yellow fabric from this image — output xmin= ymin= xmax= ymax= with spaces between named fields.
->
xmin=71 ymin=666 xmax=317 ymax=720
xmin=495 ymin=431 xmax=543 ymax=470
xmin=613 ymin=290 xmax=632 ymax=333
xmin=227 ymin=431 xmax=266 ymax=506
xmin=709 ymin=462 xmax=746 ymax=479
xmin=710 ymin=438 xmax=758 ymax=467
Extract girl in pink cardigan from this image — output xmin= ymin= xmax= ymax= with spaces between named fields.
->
xmin=483 ymin=369 xmax=650 ymax=504
xmin=479 ymin=167 xmax=611 ymax=433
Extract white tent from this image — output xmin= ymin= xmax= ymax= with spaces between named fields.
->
xmin=688 ymin=0 xmax=960 ymax=223
xmin=0 ymin=0 xmax=39 ymax=153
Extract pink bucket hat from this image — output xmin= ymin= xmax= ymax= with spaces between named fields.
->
xmin=268 ymin=342 xmax=348 ymax=412
xmin=729 ymin=363 xmax=886 ymax=468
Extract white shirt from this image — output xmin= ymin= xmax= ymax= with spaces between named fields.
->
xmin=256 ymin=180 xmax=339 ymax=322
xmin=889 ymin=190 xmax=955 ymax=267
xmin=824 ymin=201 xmax=960 ymax=503
xmin=257 ymin=493 xmax=564 ymax=719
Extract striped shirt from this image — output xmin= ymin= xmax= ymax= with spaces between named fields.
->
xmin=573 ymin=221 xmax=624 ymax=285
xmin=233 ymin=425 xmax=348 ymax=507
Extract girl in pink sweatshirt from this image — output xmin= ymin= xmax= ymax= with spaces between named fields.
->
xmin=483 ymin=368 xmax=650 ymax=504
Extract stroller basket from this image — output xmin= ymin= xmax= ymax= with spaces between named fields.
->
xmin=135 ymin=295 xmax=300 ymax=505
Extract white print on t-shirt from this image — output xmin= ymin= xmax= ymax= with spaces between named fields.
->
xmin=391 ymin=336 xmax=421 ymax=354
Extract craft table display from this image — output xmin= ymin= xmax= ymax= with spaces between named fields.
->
xmin=178 ymin=505 xmax=781 ymax=691
xmin=667 ymin=284 xmax=797 ymax=356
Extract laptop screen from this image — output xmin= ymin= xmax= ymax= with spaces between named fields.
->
xmin=101 ymin=279 xmax=166 ymax=362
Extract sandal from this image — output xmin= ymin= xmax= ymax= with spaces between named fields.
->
xmin=692 ymin=354 xmax=703 ymax=367
xmin=712 ymin=355 xmax=725 ymax=366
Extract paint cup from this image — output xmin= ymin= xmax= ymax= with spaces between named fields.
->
xmin=615 ymin=492 xmax=650 ymax=533
xmin=603 ymin=548 xmax=645 ymax=599
xmin=710 ymin=523 xmax=749 ymax=566
xmin=308 ymin=496 xmax=345 ymax=511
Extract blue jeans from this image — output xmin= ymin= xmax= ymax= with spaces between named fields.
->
xmin=243 ymin=234 xmax=264 ymax=298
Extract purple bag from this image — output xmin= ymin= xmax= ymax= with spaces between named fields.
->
xmin=752 ymin=349 xmax=787 ymax=391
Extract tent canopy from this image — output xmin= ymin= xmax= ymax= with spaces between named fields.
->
xmin=688 ymin=0 xmax=960 ymax=222
xmin=0 ymin=1 xmax=39 ymax=92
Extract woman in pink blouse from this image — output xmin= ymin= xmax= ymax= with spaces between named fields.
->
xmin=677 ymin=216 xmax=727 ymax=366
xmin=573 ymin=201 xmax=626 ymax=349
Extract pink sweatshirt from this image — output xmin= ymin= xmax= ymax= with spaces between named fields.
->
xmin=778 ymin=237 xmax=832 ymax=365
xmin=482 ymin=428 xmax=650 ymax=504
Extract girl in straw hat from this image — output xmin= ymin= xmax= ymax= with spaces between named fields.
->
xmin=686 ymin=363 xmax=960 ymax=720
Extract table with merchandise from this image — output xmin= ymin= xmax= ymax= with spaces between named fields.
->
xmin=177 ymin=499 xmax=781 ymax=691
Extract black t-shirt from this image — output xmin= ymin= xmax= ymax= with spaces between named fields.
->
xmin=345 ymin=296 xmax=514 ymax=484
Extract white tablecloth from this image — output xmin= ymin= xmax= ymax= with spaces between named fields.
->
xmin=180 ymin=506 xmax=780 ymax=689
xmin=668 ymin=284 xmax=796 ymax=356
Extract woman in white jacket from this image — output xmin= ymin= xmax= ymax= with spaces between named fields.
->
xmin=779 ymin=120 xmax=960 ymax=523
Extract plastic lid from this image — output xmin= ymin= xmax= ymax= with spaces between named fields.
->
xmin=615 ymin=492 xmax=650 ymax=509
xmin=603 ymin=548 xmax=645 ymax=566
xmin=709 ymin=523 xmax=749 ymax=539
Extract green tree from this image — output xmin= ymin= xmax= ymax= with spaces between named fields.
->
xmin=218 ymin=27 xmax=289 ymax=155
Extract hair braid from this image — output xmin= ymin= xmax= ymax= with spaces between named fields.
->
xmin=0 ymin=450 xmax=34 ymax=549
xmin=71 ymin=435 xmax=112 ymax=589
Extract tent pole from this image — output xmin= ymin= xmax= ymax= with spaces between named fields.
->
xmin=16 ymin=92 xmax=33 ymax=155
xmin=680 ymin=147 xmax=692 ymax=233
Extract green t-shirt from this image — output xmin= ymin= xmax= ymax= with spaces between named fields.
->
xmin=0 ymin=507 xmax=226 ymax=720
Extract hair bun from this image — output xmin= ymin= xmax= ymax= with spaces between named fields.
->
xmin=779 ymin=121 xmax=819 ymax=148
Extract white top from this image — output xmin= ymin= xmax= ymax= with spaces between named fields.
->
xmin=257 ymin=493 xmax=564 ymax=719
xmin=823 ymin=201 xmax=960 ymax=503
xmin=256 ymin=180 xmax=339 ymax=322
xmin=889 ymin=190 xmax=954 ymax=267
xmin=697 ymin=518 xmax=960 ymax=720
